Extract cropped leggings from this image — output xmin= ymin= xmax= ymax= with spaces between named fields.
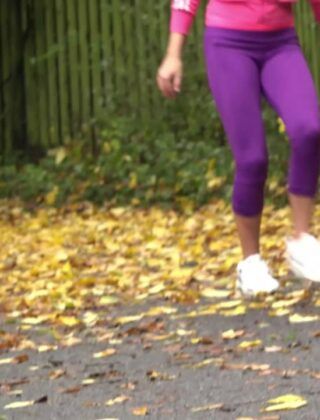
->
xmin=204 ymin=26 xmax=320 ymax=216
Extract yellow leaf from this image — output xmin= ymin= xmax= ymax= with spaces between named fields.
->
xmin=105 ymin=395 xmax=129 ymax=406
xmin=207 ymin=176 xmax=226 ymax=190
xmin=277 ymin=117 xmax=286 ymax=134
xmin=248 ymin=302 xmax=268 ymax=309
xmin=176 ymin=328 xmax=194 ymax=336
xmin=265 ymin=346 xmax=283 ymax=353
xmin=246 ymin=363 xmax=270 ymax=371
xmin=170 ymin=267 xmax=194 ymax=280
xmin=147 ymin=333 xmax=174 ymax=341
xmin=22 ymin=317 xmax=46 ymax=325
xmin=45 ymin=186 xmax=59 ymax=205
xmin=99 ymin=296 xmax=119 ymax=305
xmin=0 ymin=357 xmax=14 ymax=365
xmin=93 ymin=348 xmax=116 ymax=359
xmin=220 ymin=305 xmax=247 ymax=316
xmin=268 ymin=394 xmax=306 ymax=404
xmin=132 ymin=406 xmax=149 ymax=416
xmin=144 ymin=306 xmax=177 ymax=316
xmin=38 ymin=345 xmax=58 ymax=352
xmin=191 ymin=358 xmax=222 ymax=369
xmin=289 ymin=314 xmax=319 ymax=323
xmin=236 ymin=418 xmax=255 ymax=420
xmin=59 ymin=316 xmax=80 ymax=327
xmin=222 ymin=329 xmax=245 ymax=340
xmin=55 ymin=249 xmax=69 ymax=262
xmin=196 ymin=305 xmax=218 ymax=316
xmin=238 ymin=340 xmax=262 ymax=349
xmin=110 ymin=207 xmax=126 ymax=217
xmin=4 ymin=400 xmax=34 ymax=409
xmin=82 ymin=378 xmax=96 ymax=385
xmin=83 ymin=311 xmax=99 ymax=326
xmin=191 ymin=403 xmax=224 ymax=412
xmin=60 ymin=336 xmax=82 ymax=347
xmin=128 ymin=172 xmax=138 ymax=189
xmin=271 ymin=297 xmax=302 ymax=309
xmin=216 ymin=300 xmax=242 ymax=309
xmin=262 ymin=394 xmax=307 ymax=412
xmin=148 ymin=283 xmax=166 ymax=295
xmin=115 ymin=315 xmax=144 ymax=325
xmin=200 ymin=288 xmax=232 ymax=299
xmin=61 ymin=261 xmax=73 ymax=277
xmin=268 ymin=308 xmax=291 ymax=317
xmin=54 ymin=146 xmax=68 ymax=165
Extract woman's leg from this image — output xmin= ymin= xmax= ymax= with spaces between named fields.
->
xmin=288 ymin=195 xmax=314 ymax=238
xmin=235 ymin=214 xmax=261 ymax=258
xmin=204 ymin=40 xmax=267 ymax=258
xmin=261 ymin=45 xmax=320 ymax=238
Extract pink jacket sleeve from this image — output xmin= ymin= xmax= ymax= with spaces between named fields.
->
xmin=170 ymin=0 xmax=202 ymax=35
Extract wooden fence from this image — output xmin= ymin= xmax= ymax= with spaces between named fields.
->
xmin=0 ymin=0 xmax=320 ymax=159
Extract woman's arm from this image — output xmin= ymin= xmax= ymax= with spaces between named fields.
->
xmin=156 ymin=1 xmax=202 ymax=98
xmin=171 ymin=0 xmax=202 ymax=35
xmin=157 ymin=33 xmax=186 ymax=99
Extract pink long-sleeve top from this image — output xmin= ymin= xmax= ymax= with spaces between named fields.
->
xmin=170 ymin=0 xmax=320 ymax=35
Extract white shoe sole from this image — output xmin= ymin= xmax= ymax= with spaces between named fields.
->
xmin=236 ymin=277 xmax=279 ymax=298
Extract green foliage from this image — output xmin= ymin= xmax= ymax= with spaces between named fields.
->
xmin=0 ymin=105 xmax=290 ymax=210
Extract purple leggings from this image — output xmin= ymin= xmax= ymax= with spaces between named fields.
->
xmin=204 ymin=26 xmax=320 ymax=216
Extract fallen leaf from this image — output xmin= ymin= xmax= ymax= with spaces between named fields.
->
xmin=222 ymin=329 xmax=245 ymax=340
xmin=238 ymin=340 xmax=262 ymax=350
xmin=93 ymin=348 xmax=117 ymax=359
xmin=289 ymin=314 xmax=319 ymax=324
xmin=132 ymin=406 xmax=149 ymax=416
xmin=4 ymin=401 xmax=34 ymax=409
xmin=261 ymin=394 xmax=307 ymax=412
xmin=105 ymin=395 xmax=130 ymax=406
xmin=200 ymin=288 xmax=231 ymax=299
xmin=191 ymin=403 xmax=224 ymax=412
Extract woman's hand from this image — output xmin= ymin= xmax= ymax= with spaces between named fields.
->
xmin=156 ymin=55 xmax=183 ymax=99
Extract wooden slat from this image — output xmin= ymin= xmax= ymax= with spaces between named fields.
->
xmin=34 ymin=0 xmax=49 ymax=149
xmin=55 ymin=0 xmax=70 ymax=144
xmin=66 ymin=0 xmax=81 ymax=137
xmin=0 ymin=1 xmax=11 ymax=155
xmin=100 ymin=0 xmax=114 ymax=109
xmin=45 ymin=0 xmax=59 ymax=147
xmin=159 ymin=0 xmax=169 ymax=53
xmin=78 ymin=0 xmax=91 ymax=133
xmin=0 ymin=1 xmax=5 ymax=157
xmin=134 ymin=0 xmax=150 ymax=121
xmin=23 ymin=0 xmax=40 ymax=147
xmin=88 ymin=0 xmax=103 ymax=122
xmin=146 ymin=1 xmax=161 ymax=115
xmin=112 ymin=0 xmax=127 ymax=105
xmin=11 ymin=0 xmax=26 ymax=153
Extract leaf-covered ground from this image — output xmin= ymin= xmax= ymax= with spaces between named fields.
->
xmin=1 ymin=198 xmax=320 ymax=419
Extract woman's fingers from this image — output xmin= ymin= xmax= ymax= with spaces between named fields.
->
xmin=156 ymin=56 xmax=183 ymax=99
xmin=157 ymin=73 xmax=176 ymax=98
xmin=173 ymin=73 xmax=181 ymax=93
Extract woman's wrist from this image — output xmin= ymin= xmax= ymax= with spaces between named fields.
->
xmin=166 ymin=33 xmax=186 ymax=59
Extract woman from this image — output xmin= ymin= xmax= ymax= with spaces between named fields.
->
xmin=156 ymin=0 xmax=320 ymax=296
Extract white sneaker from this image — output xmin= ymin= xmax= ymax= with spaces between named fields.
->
xmin=236 ymin=254 xmax=279 ymax=297
xmin=286 ymin=233 xmax=320 ymax=282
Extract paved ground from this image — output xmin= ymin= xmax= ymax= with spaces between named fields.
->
xmin=1 ymin=292 xmax=320 ymax=420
